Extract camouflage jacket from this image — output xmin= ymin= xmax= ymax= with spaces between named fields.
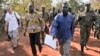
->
xmin=94 ymin=15 xmax=100 ymax=30
xmin=77 ymin=12 xmax=96 ymax=27
xmin=50 ymin=11 xmax=57 ymax=22
xmin=42 ymin=12 xmax=49 ymax=21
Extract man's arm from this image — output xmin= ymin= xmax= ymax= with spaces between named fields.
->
xmin=37 ymin=16 xmax=45 ymax=38
xmin=75 ymin=16 xmax=82 ymax=27
xmin=23 ymin=14 xmax=30 ymax=36
xmin=71 ymin=16 xmax=75 ymax=37
xmin=50 ymin=15 xmax=58 ymax=38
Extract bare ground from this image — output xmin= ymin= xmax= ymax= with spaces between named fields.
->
xmin=0 ymin=27 xmax=100 ymax=56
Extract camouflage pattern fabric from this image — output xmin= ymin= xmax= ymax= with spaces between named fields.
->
xmin=42 ymin=12 xmax=49 ymax=21
xmin=94 ymin=16 xmax=100 ymax=39
xmin=50 ymin=11 xmax=57 ymax=22
xmin=78 ymin=11 xmax=95 ymax=46
xmin=80 ymin=25 xmax=91 ymax=46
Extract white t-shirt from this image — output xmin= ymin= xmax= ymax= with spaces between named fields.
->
xmin=5 ymin=11 xmax=20 ymax=31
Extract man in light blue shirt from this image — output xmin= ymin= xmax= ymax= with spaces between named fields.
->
xmin=51 ymin=2 xmax=74 ymax=56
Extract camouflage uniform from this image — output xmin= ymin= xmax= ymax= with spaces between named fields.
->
xmin=42 ymin=12 xmax=49 ymax=21
xmin=49 ymin=7 xmax=57 ymax=23
xmin=76 ymin=11 xmax=95 ymax=52
xmin=41 ymin=11 xmax=49 ymax=44
xmin=75 ymin=3 xmax=96 ymax=53
xmin=50 ymin=11 xmax=57 ymax=23
xmin=94 ymin=15 xmax=100 ymax=39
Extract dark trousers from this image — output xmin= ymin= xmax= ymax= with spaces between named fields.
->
xmin=41 ymin=31 xmax=45 ymax=44
xmin=29 ymin=32 xmax=42 ymax=56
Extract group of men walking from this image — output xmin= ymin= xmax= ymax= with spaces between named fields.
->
xmin=0 ymin=1 xmax=99 ymax=56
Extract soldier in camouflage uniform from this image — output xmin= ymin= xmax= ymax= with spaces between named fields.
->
xmin=75 ymin=4 xmax=96 ymax=53
xmin=41 ymin=7 xmax=50 ymax=44
xmin=50 ymin=7 xmax=57 ymax=23
xmin=93 ymin=15 xmax=100 ymax=39
xmin=41 ymin=7 xmax=49 ymax=22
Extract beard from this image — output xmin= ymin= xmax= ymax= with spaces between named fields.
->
xmin=63 ymin=12 xmax=68 ymax=17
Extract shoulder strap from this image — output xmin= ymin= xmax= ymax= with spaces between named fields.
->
xmin=14 ymin=12 xmax=18 ymax=19
xmin=14 ymin=12 xmax=20 ymax=25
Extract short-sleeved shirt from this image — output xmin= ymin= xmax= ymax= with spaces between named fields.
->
xmin=25 ymin=12 xmax=45 ymax=33
xmin=5 ymin=11 xmax=20 ymax=31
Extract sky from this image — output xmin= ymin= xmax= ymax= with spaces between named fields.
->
xmin=52 ymin=0 xmax=90 ymax=6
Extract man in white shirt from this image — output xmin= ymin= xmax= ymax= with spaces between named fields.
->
xmin=4 ymin=5 xmax=20 ymax=50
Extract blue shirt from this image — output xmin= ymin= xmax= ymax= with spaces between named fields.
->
xmin=51 ymin=13 xmax=74 ymax=40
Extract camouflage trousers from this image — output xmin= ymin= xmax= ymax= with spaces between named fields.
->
xmin=80 ymin=26 xmax=91 ymax=46
xmin=94 ymin=28 xmax=100 ymax=39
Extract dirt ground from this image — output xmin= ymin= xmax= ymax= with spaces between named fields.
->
xmin=0 ymin=27 xmax=100 ymax=56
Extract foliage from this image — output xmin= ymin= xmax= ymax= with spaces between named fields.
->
xmin=0 ymin=0 xmax=3 ymax=9
xmin=8 ymin=0 xmax=52 ymax=15
xmin=68 ymin=0 xmax=83 ymax=13
xmin=56 ymin=2 xmax=62 ymax=9
xmin=11 ymin=0 xmax=30 ymax=15
xmin=32 ymin=0 xmax=52 ymax=10
xmin=56 ymin=0 xmax=85 ymax=13
xmin=91 ymin=0 xmax=100 ymax=9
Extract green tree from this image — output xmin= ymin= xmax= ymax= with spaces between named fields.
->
xmin=91 ymin=0 xmax=100 ymax=9
xmin=8 ymin=0 xmax=52 ymax=15
xmin=32 ymin=0 xmax=52 ymax=10
xmin=12 ymin=0 xmax=30 ymax=15
xmin=0 ymin=0 xmax=3 ymax=9
xmin=68 ymin=0 xmax=81 ymax=13
xmin=56 ymin=2 xmax=62 ymax=9
xmin=56 ymin=0 xmax=85 ymax=13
